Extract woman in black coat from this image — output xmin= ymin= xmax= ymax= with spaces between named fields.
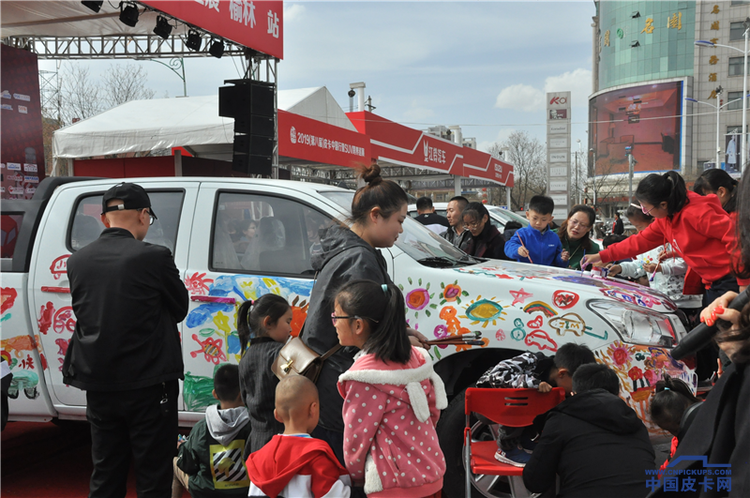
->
xmin=462 ymin=202 xmax=507 ymax=260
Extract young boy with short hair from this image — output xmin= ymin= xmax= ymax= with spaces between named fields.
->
xmin=523 ymin=363 xmax=655 ymax=497
xmin=505 ymin=195 xmax=568 ymax=267
xmin=246 ymin=376 xmax=351 ymax=498
xmin=173 ymin=364 xmax=251 ymax=498
xmin=476 ymin=343 xmax=596 ymax=466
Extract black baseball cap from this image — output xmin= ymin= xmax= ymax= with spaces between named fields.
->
xmin=101 ymin=182 xmax=157 ymax=219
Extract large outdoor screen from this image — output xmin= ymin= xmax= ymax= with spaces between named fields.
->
xmin=588 ymin=81 xmax=683 ymax=177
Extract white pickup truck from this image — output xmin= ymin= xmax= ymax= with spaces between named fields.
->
xmin=1 ymin=176 xmax=695 ymax=497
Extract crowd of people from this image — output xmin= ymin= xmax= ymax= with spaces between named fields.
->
xmin=61 ymin=164 xmax=750 ymax=498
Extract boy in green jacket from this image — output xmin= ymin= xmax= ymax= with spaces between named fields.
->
xmin=172 ymin=364 xmax=251 ymax=498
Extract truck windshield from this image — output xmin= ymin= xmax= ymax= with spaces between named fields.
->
xmin=319 ymin=190 xmax=476 ymax=267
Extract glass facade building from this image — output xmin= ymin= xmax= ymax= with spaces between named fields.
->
xmin=597 ymin=2 xmax=696 ymax=90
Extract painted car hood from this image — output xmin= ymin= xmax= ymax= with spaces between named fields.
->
xmin=450 ymin=259 xmax=677 ymax=314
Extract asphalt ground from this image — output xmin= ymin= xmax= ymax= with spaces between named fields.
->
xmin=1 ymin=420 xmax=189 ymax=498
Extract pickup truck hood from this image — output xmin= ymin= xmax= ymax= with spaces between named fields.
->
xmin=451 ymin=259 xmax=677 ymax=314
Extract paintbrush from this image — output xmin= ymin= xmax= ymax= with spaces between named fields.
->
xmin=518 ymin=235 xmax=534 ymax=264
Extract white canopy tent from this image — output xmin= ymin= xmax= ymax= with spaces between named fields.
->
xmin=52 ymin=86 xmax=355 ymax=172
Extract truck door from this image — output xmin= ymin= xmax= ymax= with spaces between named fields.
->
xmin=181 ymin=182 xmax=333 ymax=419
xmin=30 ymin=182 xmax=197 ymax=412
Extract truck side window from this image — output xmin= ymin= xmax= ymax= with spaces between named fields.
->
xmin=212 ymin=193 xmax=333 ymax=276
xmin=70 ymin=191 xmax=184 ymax=254
xmin=1 ymin=214 xmax=23 ymax=260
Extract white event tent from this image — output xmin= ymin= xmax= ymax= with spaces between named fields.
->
xmin=52 ymin=86 xmax=355 ymax=173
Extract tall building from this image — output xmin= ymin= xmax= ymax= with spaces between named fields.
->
xmin=589 ymin=0 xmax=748 ymax=210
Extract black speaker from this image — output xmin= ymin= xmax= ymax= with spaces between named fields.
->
xmin=219 ymin=81 xmax=275 ymax=118
xmin=250 ymin=81 xmax=275 ymax=117
xmin=234 ymin=115 xmax=274 ymax=136
xmin=232 ymin=152 xmax=273 ymax=176
xmin=221 ymin=79 xmax=276 ymax=177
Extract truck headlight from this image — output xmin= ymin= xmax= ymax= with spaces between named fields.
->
xmin=587 ymin=299 xmax=684 ymax=347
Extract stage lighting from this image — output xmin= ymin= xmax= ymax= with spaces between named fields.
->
xmin=153 ymin=15 xmax=172 ymax=39
xmin=209 ymin=39 xmax=224 ymax=59
xmin=119 ymin=2 xmax=139 ymax=27
xmin=186 ymin=29 xmax=202 ymax=51
xmin=82 ymin=1 xmax=103 ymax=13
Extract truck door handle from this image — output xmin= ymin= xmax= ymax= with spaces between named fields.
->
xmin=41 ymin=286 xmax=71 ymax=293
xmin=190 ymin=295 xmax=236 ymax=304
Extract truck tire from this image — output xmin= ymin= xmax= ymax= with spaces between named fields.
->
xmin=437 ymin=388 xmax=512 ymax=498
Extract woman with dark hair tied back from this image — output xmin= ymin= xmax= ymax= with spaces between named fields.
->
xmin=301 ymin=163 xmax=427 ymax=470
xmin=584 ymin=171 xmax=747 ymax=307
xmin=650 ymin=376 xmax=702 ymax=472
xmin=647 ymin=172 xmax=750 ymax=497
xmin=461 ymin=202 xmax=507 ymax=259
xmin=557 ymin=204 xmax=600 ymax=270
xmin=693 ymin=168 xmax=738 ymax=214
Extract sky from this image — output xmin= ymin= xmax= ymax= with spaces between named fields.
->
xmin=40 ymin=1 xmax=597 ymax=154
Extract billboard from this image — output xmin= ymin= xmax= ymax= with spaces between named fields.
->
xmin=547 ymin=91 xmax=571 ymax=219
xmin=1 ymin=45 xmax=46 ymax=200
xmin=588 ymin=81 xmax=683 ymax=177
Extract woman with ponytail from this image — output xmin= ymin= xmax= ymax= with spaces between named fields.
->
xmin=583 ymin=171 xmax=747 ymax=305
xmin=237 ymin=294 xmax=292 ymax=454
xmin=302 ymin=163 xmax=428 ymax=468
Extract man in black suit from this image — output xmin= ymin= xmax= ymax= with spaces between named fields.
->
xmin=63 ymin=182 xmax=188 ymax=498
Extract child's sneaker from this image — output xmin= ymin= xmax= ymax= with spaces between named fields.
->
xmin=520 ymin=433 xmax=538 ymax=454
xmin=494 ymin=446 xmax=531 ymax=467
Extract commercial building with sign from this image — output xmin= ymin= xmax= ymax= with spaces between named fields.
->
xmin=589 ymin=0 xmax=748 ymax=208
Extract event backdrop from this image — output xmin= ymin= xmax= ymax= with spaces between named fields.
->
xmin=1 ymin=44 xmax=46 ymax=200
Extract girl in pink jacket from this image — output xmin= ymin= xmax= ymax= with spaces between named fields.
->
xmin=333 ymin=280 xmax=447 ymax=498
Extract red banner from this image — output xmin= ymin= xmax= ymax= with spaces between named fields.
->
xmin=278 ymin=110 xmax=372 ymax=169
xmin=142 ymin=0 xmax=283 ymax=59
xmin=1 ymin=45 xmax=46 ymax=200
xmin=347 ymin=111 xmax=513 ymax=186
xmin=462 ymin=146 xmax=514 ymax=187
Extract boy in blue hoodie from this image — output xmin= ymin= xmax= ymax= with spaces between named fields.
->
xmin=173 ymin=364 xmax=251 ymax=498
xmin=505 ymin=195 xmax=568 ymax=267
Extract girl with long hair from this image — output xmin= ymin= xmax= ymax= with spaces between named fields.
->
xmin=334 ymin=280 xmax=447 ymax=498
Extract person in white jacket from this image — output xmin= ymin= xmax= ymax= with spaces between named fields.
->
xmin=608 ymin=206 xmax=702 ymax=317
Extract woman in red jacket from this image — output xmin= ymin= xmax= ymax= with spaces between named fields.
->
xmin=583 ymin=171 xmax=746 ymax=305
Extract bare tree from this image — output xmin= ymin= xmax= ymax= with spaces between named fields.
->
xmin=102 ymin=64 xmax=156 ymax=108
xmin=489 ymin=131 xmax=546 ymax=210
xmin=585 ymin=155 xmax=630 ymax=216
xmin=57 ymin=64 xmax=104 ymax=125
xmin=44 ymin=62 xmax=156 ymax=126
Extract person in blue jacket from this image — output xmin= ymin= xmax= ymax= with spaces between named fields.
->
xmin=505 ymin=195 xmax=569 ymax=267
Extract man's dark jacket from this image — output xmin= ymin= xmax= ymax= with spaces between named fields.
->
xmin=303 ymin=225 xmax=391 ymax=433
xmin=62 ymin=228 xmax=188 ymax=391
xmin=523 ymin=389 xmax=655 ymax=498
xmin=442 ymin=226 xmax=472 ymax=253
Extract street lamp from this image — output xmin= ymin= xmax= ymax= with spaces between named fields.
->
xmin=695 ymin=17 xmax=750 ymax=172
xmin=686 ymin=90 xmax=750 ymax=169
xmin=140 ymin=57 xmax=187 ymax=97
